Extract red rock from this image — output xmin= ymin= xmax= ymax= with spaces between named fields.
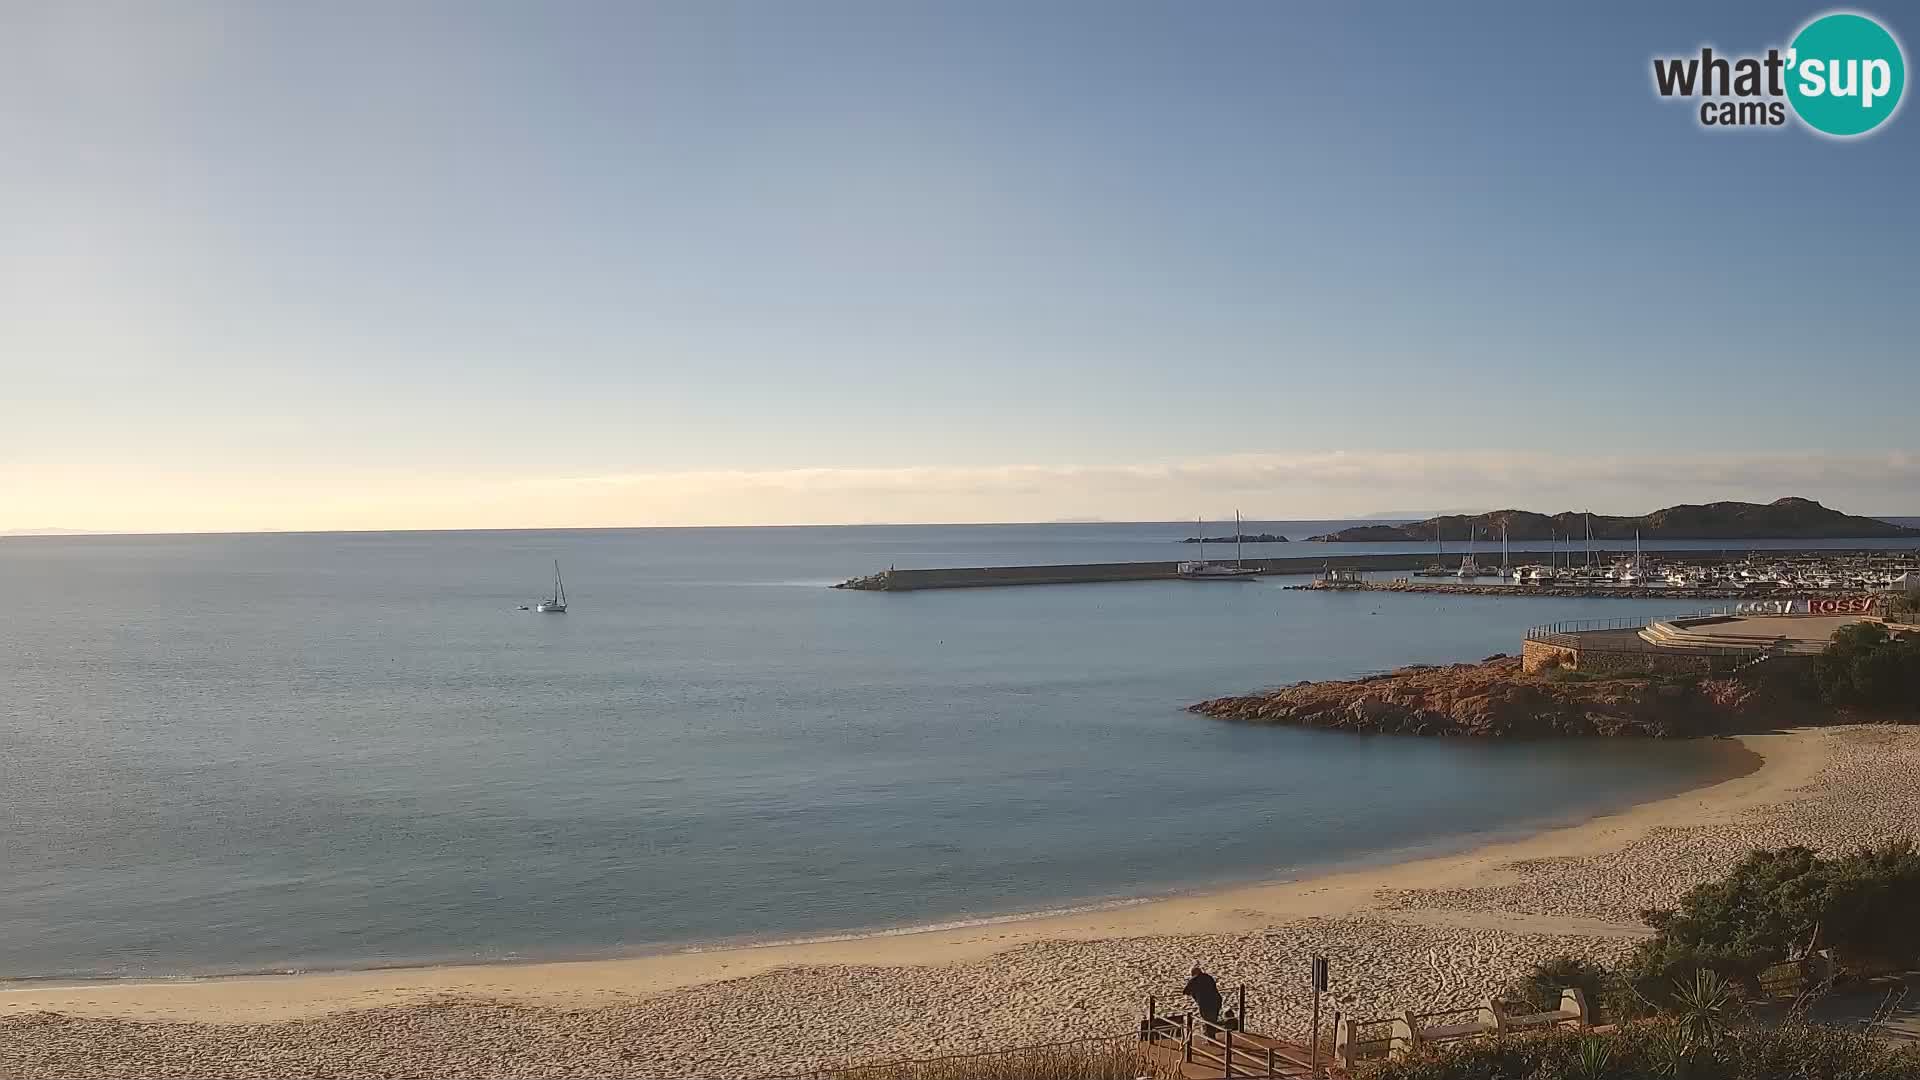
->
xmin=1187 ymin=658 xmax=1790 ymax=737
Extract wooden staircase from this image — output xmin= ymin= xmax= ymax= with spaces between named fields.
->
xmin=1140 ymin=1006 xmax=1330 ymax=1079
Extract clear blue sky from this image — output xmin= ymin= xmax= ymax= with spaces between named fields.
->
xmin=3 ymin=1 xmax=1915 ymax=529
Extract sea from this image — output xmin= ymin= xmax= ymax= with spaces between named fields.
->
xmin=2 ymin=522 xmax=1915 ymax=981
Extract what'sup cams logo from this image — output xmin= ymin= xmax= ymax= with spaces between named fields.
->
xmin=1653 ymin=10 xmax=1906 ymax=137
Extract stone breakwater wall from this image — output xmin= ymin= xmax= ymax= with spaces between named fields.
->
xmin=835 ymin=556 xmax=1468 ymax=591
xmin=832 ymin=549 xmax=1834 ymax=592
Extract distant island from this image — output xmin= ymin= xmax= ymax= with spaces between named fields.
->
xmin=1306 ymin=497 xmax=1920 ymax=542
xmin=1181 ymin=532 xmax=1288 ymax=544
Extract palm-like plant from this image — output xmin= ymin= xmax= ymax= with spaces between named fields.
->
xmin=1671 ymin=969 xmax=1742 ymax=1048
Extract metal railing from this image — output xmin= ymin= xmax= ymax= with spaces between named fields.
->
xmin=1526 ymin=616 xmax=1659 ymax=637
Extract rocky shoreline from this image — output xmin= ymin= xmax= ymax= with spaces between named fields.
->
xmin=1188 ymin=657 xmax=1784 ymax=737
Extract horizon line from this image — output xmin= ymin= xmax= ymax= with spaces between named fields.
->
xmin=9 ymin=513 xmax=1920 ymax=542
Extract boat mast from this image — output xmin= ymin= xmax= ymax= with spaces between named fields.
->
xmin=1197 ymin=516 xmax=1205 ymax=565
xmin=1501 ymin=522 xmax=1509 ymax=573
xmin=553 ymin=559 xmax=565 ymax=606
xmin=1235 ymin=510 xmax=1244 ymax=570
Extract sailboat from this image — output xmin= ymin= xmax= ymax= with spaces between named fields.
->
xmin=1177 ymin=512 xmax=1261 ymax=580
xmin=1619 ymin=530 xmax=1649 ymax=583
xmin=536 ymin=559 xmax=568 ymax=613
xmin=1457 ymin=526 xmax=1480 ymax=578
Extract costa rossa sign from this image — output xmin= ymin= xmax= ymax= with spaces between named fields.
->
xmin=1736 ymin=596 xmax=1880 ymax=615
xmin=1808 ymin=596 xmax=1879 ymax=615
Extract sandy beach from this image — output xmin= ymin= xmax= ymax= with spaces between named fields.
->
xmin=4 ymin=724 xmax=1915 ymax=1078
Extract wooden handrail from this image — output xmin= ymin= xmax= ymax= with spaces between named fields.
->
xmin=1152 ymin=1024 xmax=1312 ymax=1078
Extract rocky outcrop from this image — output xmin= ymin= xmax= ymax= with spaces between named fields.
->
xmin=1188 ymin=658 xmax=1785 ymax=737
xmin=1181 ymin=533 xmax=1289 ymax=544
xmin=1307 ymin=497 xmax=1919 ymax=542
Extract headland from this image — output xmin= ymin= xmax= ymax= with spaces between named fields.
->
xmin=1306 ymin=497 xmax=1918 ymax=542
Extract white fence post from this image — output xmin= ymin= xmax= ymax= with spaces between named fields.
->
xmin=1389 ymin=1011 xmax=1420 ymax=1060
xmin=1560 ymin=987 xmax=1591 ymax=1028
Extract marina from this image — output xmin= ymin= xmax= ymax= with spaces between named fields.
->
xmin=836 ymin=547 xmax=1920 ymax=596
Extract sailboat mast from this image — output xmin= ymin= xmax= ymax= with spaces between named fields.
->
xmin=1235 ymin=510 xmax=1243 ymax=569
xmin=1197 ymin=516 xmax=1205 ymax=565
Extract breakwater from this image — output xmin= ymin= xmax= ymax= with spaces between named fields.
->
xmin=831 ymin=549 xmax=1825 ymax=591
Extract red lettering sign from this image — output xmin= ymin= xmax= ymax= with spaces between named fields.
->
xmin=1807 ymin=596 xmax=1878 ymax=615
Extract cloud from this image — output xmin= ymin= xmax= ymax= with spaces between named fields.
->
xmin=6 ymin=451 xmax=1917 ymax=533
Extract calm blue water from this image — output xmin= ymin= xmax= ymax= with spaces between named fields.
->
xmin=1 ymin=523 xmax=1908 ymax=980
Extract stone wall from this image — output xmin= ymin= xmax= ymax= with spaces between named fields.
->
xmin=1520 ymin=636 xmax=1716 ymax=676
xmin=1521 ymin=639 xmax=1579 ymax=674
xmin=1569 ymin=647 xmax=1716 ymax=677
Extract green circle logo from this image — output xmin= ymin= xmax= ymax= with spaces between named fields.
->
xmin=1787 ymin=12 xmax=1906 ymax=136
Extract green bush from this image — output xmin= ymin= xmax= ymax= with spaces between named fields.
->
xmin=1361 ymin=1017 xmax=1920 ymax=1080
xmin=1506 ymin=956 xmax=1615 ymax=1017
xmin=1812 ymin=622 xmax=1920 ymax=709
xmin=1623 ymin=841 xmax=1920 ymax=1001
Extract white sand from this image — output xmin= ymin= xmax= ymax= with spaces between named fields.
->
xmin=4 ymin=725 xmax=1913 ymax=1079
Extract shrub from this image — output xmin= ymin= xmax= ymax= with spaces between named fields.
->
xmin=1818 ymin=839 xmax=1920 ymax=972
xmin=1506 ymin=955 xmax=1615 ymax=1017
xmin=1361 ymin=1018 xmax=1920 ymax=1080
xmin=1623 ymin=841 xmax=1920 ymax=1002
xmin=1626 ymin=846 xmax=1826 ymax=998
xmin=1812 ymin=623 xmax=1920 ymax=710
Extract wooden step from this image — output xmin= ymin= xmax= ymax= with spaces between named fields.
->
xmin=1141 ymin=1029 xmax=1328 ymax=1078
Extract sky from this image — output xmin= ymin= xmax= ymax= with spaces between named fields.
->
xmin=2 ymin=1 xmax=1915 ymax=532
